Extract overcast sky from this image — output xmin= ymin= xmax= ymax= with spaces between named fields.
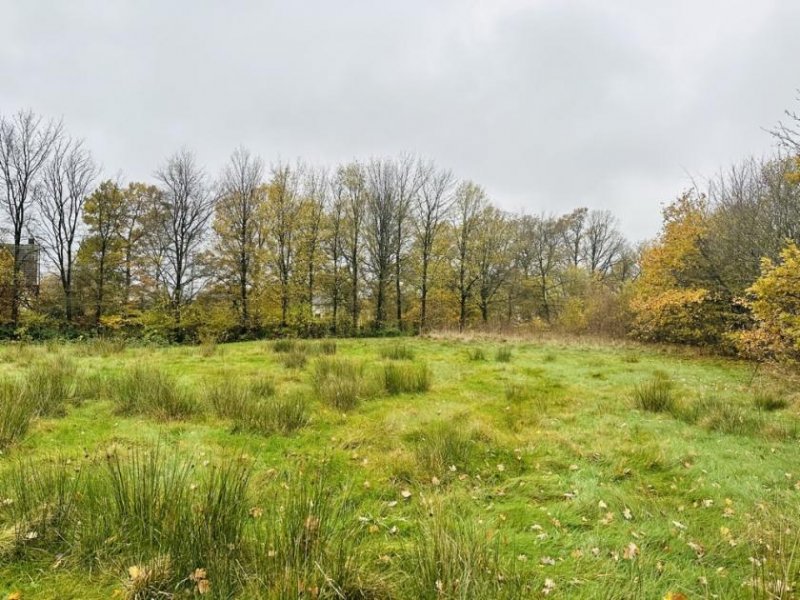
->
xmin=2 ymin=0 xmax=799 ymax=241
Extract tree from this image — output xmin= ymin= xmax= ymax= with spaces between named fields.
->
xmin=82 ymin=180 xmax=127 ymax=324
xmin=583 ymin=209 xmax=624 ymax=276
xmin=37 ymin=138 xmax=98 ymax=321
xmin=339 ymin=163 xmax=367 ymax=332
xmin=474 ymin=206 xmax=513 ymax=324
xmin=414 ymin=163 xmax=453 ymax=331
xmin=326 ymin=174 xmax=347 ymax=333
xmin=265 ymin=162 xmax=302 ymax=327
xmin=214 ymin=147 xmax=265 ymax=330
xmin=391 ymin=155 xmax=423 ymax=330
xmin=153 ymin=149 xmax=213 ymax=329
xmin=451 ymin=181 xmax=486 ymax=331
xmin=365 ymin=159 xmax=397 ymax=329
xmin=0 ymin=110 xmax=62 ymax=326
xmin=121 ymin=183 xmax=159 ymax=306
xmin=737 ymin=242 xmax=800 ymax=361
xmin=298 ymin=166 xmax=327 ymax=322
xmin=525 ymin=214 xmax=566 ymax=323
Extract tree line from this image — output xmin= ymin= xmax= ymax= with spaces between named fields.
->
xmin=1 ymin=107 xmax=799 ymax=359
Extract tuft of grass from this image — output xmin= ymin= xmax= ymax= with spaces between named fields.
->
xmin=318 ymin=340 xmax=337 ymax=355
xmin=467 ymin=347 xmax=487 ymax=361
xmin=313 ymin=357 xmax=365 ymax=411
xmin=383 ymin=362 xmax=431 ymax=395
xmin=281 ymin=349 xmax=308 ymax=369
xmin=233 ymin=392 xmax=309 ymax=435
xmin=633 ymin=373 xmax=676 ymax=413
xmin=111 ymin=365 xmax=196 ymax=419
xmin=753 ymin=389 xmax=789 ymax=412
xmin=272 ymin=339 xmax=296 ymax=353
xmin=414 ymin=421 xmax=474 ymax=475
xmin=75 ymin=337 xmax=128 ymax=357
xmin=504 ymin=381 xmax=530 ymax=403
xmin=409 ymin=507 xmax=520 ymax=599
xmin=381 ymin=343 xmax=414 ymax=360
xmin=495 ymin=346 xmax=512 ymax=363
xmin=23 ymin=357 xmax=78 ymax=417
xmin=0 ymin=378 xmax=36 ymax=450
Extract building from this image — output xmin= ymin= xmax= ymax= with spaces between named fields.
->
xmin=1 ymin=238 xmax=41 ymax=292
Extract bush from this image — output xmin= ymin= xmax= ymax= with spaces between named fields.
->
xmin=313 ymin=358 xmax=365 ymax=411
xmin=633 ymin=373 xmax=676 ymax=413
xmin=383 ymin=363 xmax=431 ymax=395
xmin=381 ymin=343 xmax=414 ymax=360
xmin=495 ymin=347 xmax=512 ymax=363
xmin=0 ymin=378 xmax=35 ymax=449
xmin=111 ymin=365 xmax=196 ymax=419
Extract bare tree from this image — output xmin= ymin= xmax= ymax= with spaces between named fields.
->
xmin=327 ymin=175 xmax=347 ymax=333
xmin=392 ymin=154 xmax=423 ymax=330
xmin=524 ymin=214 xmax=565 ymax=323
xmin=0 ymin=110 xmax=62 ymax=326
xmin=37 ymin=138 xmax=98 ymax=321
xmin=215 ymin=147 xmax=265 ymax=330
xmin=339 ymin=163 xmax=367 ymax=332
xmin=300 ymin=166 xmax=328 ymax=321
xmin=365 ymin=158 xmax=397 ymax=329
xmin=266 ymin=161 xmax=303 ymax=327
xmin=561 ymin=207 xmax=588 ymax=267
xmin=452 ymin=181 xmax=486 ymax=331
xmin=582 ymin=209 xmax=624 ymax=275
xmin=154 ymin=149 xmax=213 ymax=328
xmin=414 ymin=162 xmax=453 ymax=331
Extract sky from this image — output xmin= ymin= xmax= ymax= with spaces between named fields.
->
xmin=2 ymin=0 xmax=799 ymax=242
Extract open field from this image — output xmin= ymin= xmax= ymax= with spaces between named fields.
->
xmin=0 ymin=337 xmax=798 ymax=599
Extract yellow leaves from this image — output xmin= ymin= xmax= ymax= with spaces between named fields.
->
xmin=7 ymin=592 xmax=22 ymax=600
xmin=664 ymin=593 xmax=688 ymax=600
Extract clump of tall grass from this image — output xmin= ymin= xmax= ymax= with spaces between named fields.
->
xmin=249 ymin=468 xmax=381 ymax=598
xmin=633 ymin=372 xmax=676 ymax=413
xmin=0 ymin=448 xmax=253 ymax=596
xmin=414 ymin=421 xmax=475 ymax=475
xmin=686 ymin=396 xmax=763 ymax=436
xmin=0 ymin=378 xmax=35 ymax=450
xmin=504 ymin=382 xmax=531 ymax=403
xmin=313 ymin=358 xmax=365 ymax=411
xmin=383 ymin=362 xmax=431 ymax=395
xmin=75 ymin=337 xmax=128 ymax=357
xmin=318 ymin=340 xmax=337 ymax=355
xmin=272 ymin=339 xmax=297 ymax=353
xmin=495 ymin=346 xmax=512 ymax=363
xmin=408 ymin=507 xmax=520 ymax=599
xmin=467 ymin=347 xmax=487 ymax=361
xmin=381 ymin=343 xmax=414 ymax=360
xmin=23 ymin=357 xmax=78 ymax=416
xmin=753 ymin=389 xmax=789 ymax=412
xmin=233 ymin=392 xmax=309 ymax=435
xmin=111 ymin=365 xmax=196 ymax=419
xmin=250 ymin=375 xmax=276 ymax=398
xmin=281 ymin=349 xmax=308 ymax=369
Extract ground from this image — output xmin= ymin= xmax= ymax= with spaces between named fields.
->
xmin=0 ymin=336 xmax=797 ymax=599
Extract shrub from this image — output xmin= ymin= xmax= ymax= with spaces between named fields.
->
xmin=234 ymin=392 xmax=309 ymax=435
xmin=467 ymin=347 xmax=486 ymax=361
xmin=0 ymin=378 xmax=35 ymax=449
xmin=383 ymin=362 xmax=431 ymax=395
xmin=633 ymin=373 xmax=676 ymax=413
xmin=111 ymin=365 xmax=196 ymax=419
xmin=23 ymin=357 xmax=78 ymax=416
xmin=381 ymin=343 xmax=414 ymax=360
xmin=495 ymin=347 xmax=512 ymax=363
xmin=313 ymin=358 xmax=365 ymax=411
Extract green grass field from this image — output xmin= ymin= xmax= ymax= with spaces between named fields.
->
xmin=0 ymin=337 xmax=798 ymax=599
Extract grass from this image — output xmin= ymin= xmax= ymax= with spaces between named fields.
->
xmin=495 ymin=346 xmax=512 ymax=362
xmin=381 ymin=343 xmax=415 ymax=360
xmin=382 ymin=362 xmax=431 ymax=395
xmin=0 ymin=336 xmax=799 ymax=598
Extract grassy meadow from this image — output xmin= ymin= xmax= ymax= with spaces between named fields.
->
xmin=0 ymin=336 xmax=798 ymax=598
